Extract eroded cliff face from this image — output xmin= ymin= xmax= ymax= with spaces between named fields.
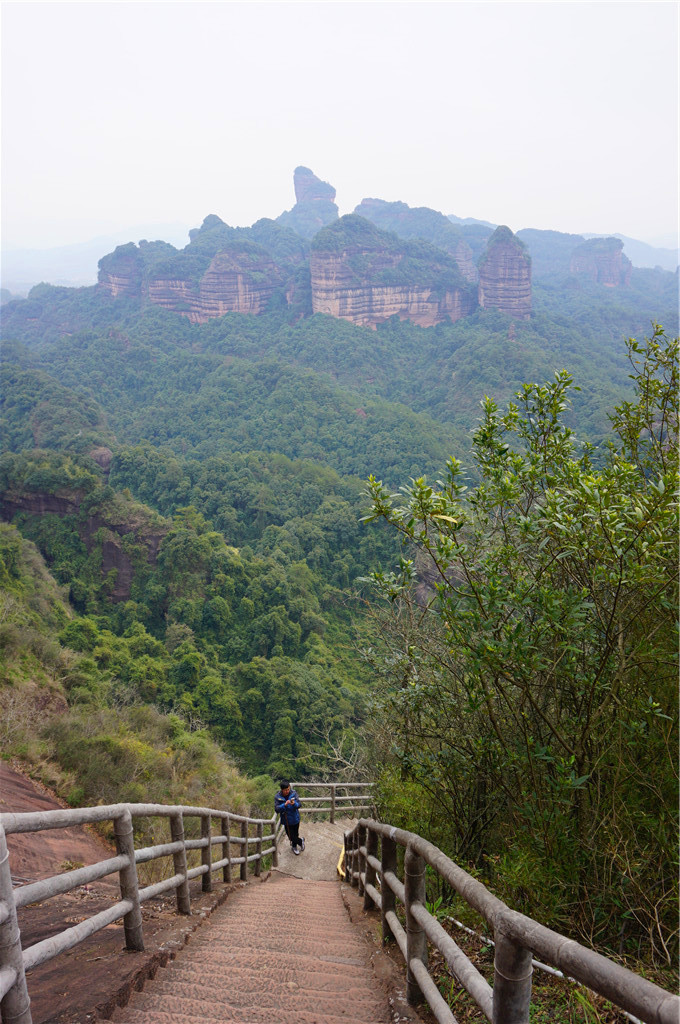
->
xmin=98 ymin=244 xmax=144 ymax=298
xmin=310 ymin=216 xmax=476 ymax=328
xmin=478 ymin=226 xmax=532 ymax=319
xmin=570 ymin=238 xmax=632 ymax=286
xmin=1 ymin=491 xmax=166 ymax=603
xmin=103 ymin=247 xmax=284 ymax=323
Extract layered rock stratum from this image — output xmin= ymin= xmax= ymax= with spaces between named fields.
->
xmin=478 ymin=226 xmax=532 ymax=319
xmin=310 ymin=215 xmax=476 ymax=328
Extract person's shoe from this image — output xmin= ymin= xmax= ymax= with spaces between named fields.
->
xmin=292 ymin=846 xmax=301 ymax=855
xmin=300 ymin=838 xmax=305 ymax=852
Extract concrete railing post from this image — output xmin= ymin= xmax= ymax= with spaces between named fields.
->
xmin=0 ymin=821 xmax=32 ymax=1024
xmin=240 ymin=821 xmax=248 ymax=881
xmin=221 ymin=815 xmax=231 ymax=883
xmin=113 ymin=810 xmax=144 ymax=951
xmin=404 ymin=844 xmax=427 ymax=1005
xmin=492 ymin=922 xmax=533 ymax=1024
xmin=201 ymin=814 xmax=212 ymax=892
xmin=363 ymin=826 xmax=378 ymax=911
xmin=330 ymin=784 xmax=336 ymax=823
xmin=380 ymin=833 xmax=397 ymax=944
xmin=254 ymin=822 xmax=263 ymax=877
xmin=170 ymin=812 xmax=191 ymax=915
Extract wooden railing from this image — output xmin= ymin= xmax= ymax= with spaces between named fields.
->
xmin=0 ymin=802 xmax=278 ymax=1024
xmin=292 ymin=781 xmax=375 ymax=823
xmin=344 ymin=818 xmax=679 ymax=1024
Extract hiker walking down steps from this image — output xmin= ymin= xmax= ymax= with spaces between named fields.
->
xmin=275 ymin=779 xmax=305 ymax=855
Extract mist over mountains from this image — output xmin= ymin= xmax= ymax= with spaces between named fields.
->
xmin=2 ymin=167 xmax=677 ymax=296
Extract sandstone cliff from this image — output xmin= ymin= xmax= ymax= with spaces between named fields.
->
xmin=478 ymin=226 xmax=532 ymax=319
xmin=569 ymin=237 xmax=632 ymax=286
xmin=277 ymin=166 xmax=339 ymax=240
xmin=354 ymin=198 xmax=478 ymax=283
xmin=310 ymin=215 xmax=476 ymax=328
xmin=100 ymin=239 xmax=285 ymax=323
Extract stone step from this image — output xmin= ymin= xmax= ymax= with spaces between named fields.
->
xmin=177 ymin=946 xmax=375 ymax=977
xmin=139 ymin=977 xmax=386 ymax=1014
xmin=114 ymin=1002 xmax=387 ymax=1024
xmin=167 ymin=957 xmax=375 ymax=988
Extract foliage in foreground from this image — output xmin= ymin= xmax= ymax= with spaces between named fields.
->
xmin=362 ymin=326 xmax=678 ymax=964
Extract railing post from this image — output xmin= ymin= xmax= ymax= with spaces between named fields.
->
xmin=380 ymin=832 xmax=397 ymax=944
xmin=240 ymin=820 xmax=248 ymax=881
xmin=201 ymin=814 xmax=212 ymax=892
xmin=404 ymin=843 xmax=427 ymax=1005
xmin=330 ymin=784 xmax=336 ymax=823
xmin=113 ymin=810 xmax=144 ymax=951
xmin=254 ymin=822 xmax=263 ymax=877
xmin=271 ymin=816 xmax=279 ymax=868
xmin=492 ymin=920 xmax=533 ymax=1024
xmin=221 ymin=815 xmax=231 ymax=883
xmin=363 ymin=826 xmax=378 ymax=910
xmin=0 ymin=821 xmax=32 ymax=1024
xmin=357 ymin=822 xmax=366 ymax=896
xmin=170 ymin=812 xmax=191 ymax=915
xmin=349 ymin=830 xmax=358 ymax=887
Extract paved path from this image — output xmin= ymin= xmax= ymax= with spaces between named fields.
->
xmin=276 ymin=816 xmax=359 ymax=881
xmin=112 ymin=870 xmax=390 ymax=1024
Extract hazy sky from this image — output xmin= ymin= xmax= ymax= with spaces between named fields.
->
xmin=2 ymin=1 xmax=678 ymax=250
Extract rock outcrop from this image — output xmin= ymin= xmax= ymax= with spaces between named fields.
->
xmin=569 ymin=237 xmax=632 ymax=286
xmin=101 ymin=241 xmax=284 ymax=323
xmin=354 ymin=199 xmax=478 ymax=283
xmin=310 ymin=215 xmax=476 ymax=328
xmin=277 ymin=167 xmax=339 ymax=240
xmin=97 ymin=243 xmax=144 ymax=298
xmin=0 ymin=490 xmax=166 ymax=603
xmin=478 ymin=226 xmax=532 ymax=319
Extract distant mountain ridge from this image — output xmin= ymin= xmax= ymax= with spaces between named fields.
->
xmin=2 ymin=167 xmax=677 ymax=305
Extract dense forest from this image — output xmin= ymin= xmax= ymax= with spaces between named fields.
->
xmin=1 ymin=193 xmax=677 ymax=975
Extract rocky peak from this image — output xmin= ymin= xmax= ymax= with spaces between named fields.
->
xmin=277 ymin=167 xmax=339 ymax=240
xmin=478 ymin=226 xmax=532 ymax=319
xmin=569 ymin=237 xmax=632 ymax=286
xmin=293 ymin=166 xmax=336 ymax=204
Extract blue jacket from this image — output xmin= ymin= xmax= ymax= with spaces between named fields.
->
xmin=275 ymin=788 xmax=300 ymax=826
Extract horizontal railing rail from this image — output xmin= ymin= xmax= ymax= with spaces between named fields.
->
xmin=291 ymin=781 xmax=375 ymax=823
xmin=344 ymin=818 xmax=679 ymax=1024
xmin=0 ymin=802 xmax=279 ymax=1024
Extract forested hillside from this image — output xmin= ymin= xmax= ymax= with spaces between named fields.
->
xmin=1 ymin=187 xmax=677 ymax=975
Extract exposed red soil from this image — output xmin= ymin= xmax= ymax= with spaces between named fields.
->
xmin=0 ymin=762 xmax=262 ymax=1024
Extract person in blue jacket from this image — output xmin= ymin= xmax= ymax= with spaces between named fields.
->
xmin=275 ymin=780 xmax=305 ymax=855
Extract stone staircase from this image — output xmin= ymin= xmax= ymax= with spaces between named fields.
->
xmin=111 ymin=872 xmax=391 ymax=1024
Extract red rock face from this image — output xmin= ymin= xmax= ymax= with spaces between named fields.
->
xmin=144 ymin=252 xmax=283 ymax=323
xmin=1 ymin=492 xmax=166 ymax=603
xmin=478 ymin=230 xmax=532 ymax=319
xmin=99 ymin=271 xmax=141 ymax=299
xmin=198 ymin=251 xmax=282 ymax=319
xmin=570 ymin=241 xmax=632 ymax=286
xmin=310 ymin=250 xmax=473 ymax=328
xmin=294 ymin=166 xmax=336 ymax=204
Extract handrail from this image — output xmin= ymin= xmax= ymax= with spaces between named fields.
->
xmin=344 ymin=818 xmax=679 ymax=1024
xmin=291 ymin=782 xmax=375 ymax=823
xmin=0 ymin=803 xmax=279 ymax=1024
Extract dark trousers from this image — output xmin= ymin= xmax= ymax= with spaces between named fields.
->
xmin=286 ymin=821 xmax=302 ymax=848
